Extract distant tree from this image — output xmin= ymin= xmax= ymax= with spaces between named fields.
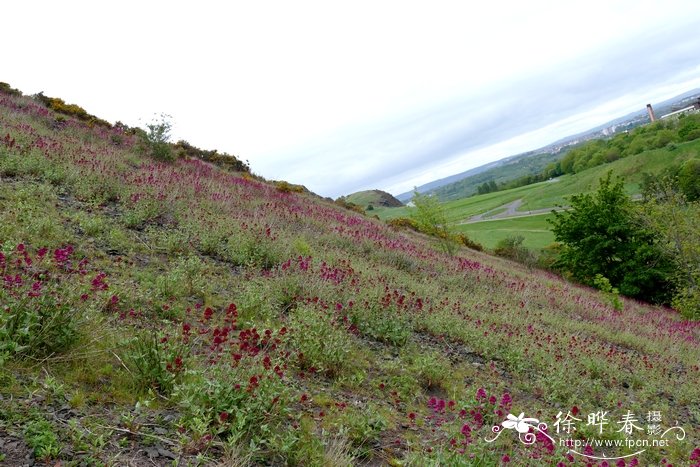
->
xmin=548 ymin=172 xmax=674 ymax=303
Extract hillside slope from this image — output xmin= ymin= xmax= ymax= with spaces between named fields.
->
xmin=342 ymin=189 xmax=403 ymax=208
xmin=1 ymin=89 xmax=699 ymax=466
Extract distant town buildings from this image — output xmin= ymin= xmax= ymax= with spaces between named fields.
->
xmin=660 ymin=98 xmax=700 ymax=120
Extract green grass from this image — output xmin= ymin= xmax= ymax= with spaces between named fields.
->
xmin=454 ymin=213 xmax=555 ymax=250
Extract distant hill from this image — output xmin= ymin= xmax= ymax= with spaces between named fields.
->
xmin=341 ymin=189 xmax=403 ymax=208
xmin=396 ymin=88 xmax=700 ymax=202
xmin=394 ymin=158 xmax=514 ymax=202
xmin=427 ymin=151 xmax=561 ymax=201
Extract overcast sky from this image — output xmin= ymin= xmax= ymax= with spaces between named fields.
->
xmin=3 ymin=1 xmax=700 ymax=198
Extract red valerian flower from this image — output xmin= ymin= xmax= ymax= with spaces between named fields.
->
xmin=691 ymin=448 xmax=700 ymax=460
xmin=91 ymin=272 xmax=108 ymax=291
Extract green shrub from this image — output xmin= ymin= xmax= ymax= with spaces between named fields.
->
xmin=494 ymin=235 xmax=535 ymax=266
xmin=75 ymin=212 xmax=108 ymax=237
xmin=334 ymin=198 xmax=365 ymax=214
xmin=268 ymin=418 xmax=326 ymax=465
xmin=122 ymin=331 xmax=186 ymax=396
xmin=275 ymin=180 xmax=305 ymax=193
xmin=122 ymin=198 xmax=167 ymax=229
xmin=34 ymin=92 xmax=110 ymax=127
xmin=144 ymin=113 xmax=174 ymax=162
xmin=549 ymin=173 xmax=674 ymax=303
xmin=673 ymin=288 xmax=700 ymax=320
xmin=454 ymin=232 xmax=483 ymax=251
xmin=157 ymin=228 xmax=191 ymax=255
xmin=174 ymin=140 xmax=249 ymax=172
xmin=387 ymin=217 xmax=420 ymax=232
xmin=235 ymin=279 xmax=278 ymax=325
xmin=174 ymin=359 xmax=290 ymax=443
xmin=593 ymin=274 xmax=623 ymax=311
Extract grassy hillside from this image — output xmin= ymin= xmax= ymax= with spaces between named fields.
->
xmin=1 ymin=89 xmax=700 ymax=466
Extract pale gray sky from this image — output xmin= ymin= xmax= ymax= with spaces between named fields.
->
xmin=3 ymin=1 xmax=700 ymax=197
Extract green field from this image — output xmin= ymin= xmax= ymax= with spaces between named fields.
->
xmin=378 ymin=139 xmax=700 ymax=249
xmin=454 ymin=213 xmax=555 ymax=249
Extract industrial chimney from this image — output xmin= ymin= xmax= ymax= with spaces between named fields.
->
xmin=646 ymin=104 xmax=656 ymax=122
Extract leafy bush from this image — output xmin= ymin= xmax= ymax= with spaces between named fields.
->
xmin=387 ymin=217 xmax=420 ymax=232
xmin=454 ymin=232 xmax=483 ymax=251
xmin=409 ymin=190 xmax=458 ymax=254
xmin=34 ymin=92 xmax=110 ymax=127
xmin=275 ymin=180 xmax=305 ymax=193
xmin=122 ymin=330 xmax=186 ymax=396
xmin=122 ymin=197 xmax=168 ymax=229
xmin=174 ymin=140 xmax=249 ymax=172
xmin=549 ymin=172 xmax=674 ymax=303
xmin=225 ymin=230 xmax=283 ymax=269
xmin=175 ymin=358 xmax=290 ymax=444
xmin=641 ymin=181 xmax=700 ymax=319
xmin=494 ymin=235 xmax=535 ymax=266
xmin=334 ymin=406 xmax=387 ymax=457
xmin=334 ymin=198 xmax=365 ymax=214
xmin=593 ymin=274 xmax=623 ymax=311
xmin=144 ymin=113 xmax=174 ymax=162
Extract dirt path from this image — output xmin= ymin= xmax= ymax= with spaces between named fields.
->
xmin=461 ymin=198 xmax=568 ymax=224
